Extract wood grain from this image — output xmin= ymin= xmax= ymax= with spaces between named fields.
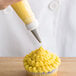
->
xmin=0 ymin=57 xmax=76 ymax=76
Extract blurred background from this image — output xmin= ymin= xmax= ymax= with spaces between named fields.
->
xmin=0 ymin=0 xmax=76 ymax=57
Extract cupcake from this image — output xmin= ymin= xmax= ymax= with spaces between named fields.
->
xmin=23 ymin=47 xmax=61 ymax=76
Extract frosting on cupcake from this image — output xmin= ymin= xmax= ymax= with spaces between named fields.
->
xmin=23 ymin=47 xmax=61 ymax=73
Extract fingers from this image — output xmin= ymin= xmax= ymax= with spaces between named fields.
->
xmin=0 ymin=2 xmax=8 ymax=10
xmin=0 ymin=0 xmax=22 ymax=10
xmin=7 ymin=0 xmax=22 ymax=5
xmin=0 ymin=6 xmax=7 ymax=10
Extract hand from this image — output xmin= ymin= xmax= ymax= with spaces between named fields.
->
xmin=0 ymin=0 xmax=21 ymax=10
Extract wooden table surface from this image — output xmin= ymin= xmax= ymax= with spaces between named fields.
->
xmin=0 ymin=57 xmax=76 ymax=76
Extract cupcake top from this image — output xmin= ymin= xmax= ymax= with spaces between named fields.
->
xmin=23 ymin=47 xmax=61 ymax=73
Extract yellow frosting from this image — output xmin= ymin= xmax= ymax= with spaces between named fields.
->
xmin=11 ymin=0 xmax=35 ymax=24
xmin=23 ymin=47 xmax=61 ymax=73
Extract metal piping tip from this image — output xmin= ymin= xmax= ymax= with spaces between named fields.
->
xmin=31 ymin=29 xmax=42 ymax=43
